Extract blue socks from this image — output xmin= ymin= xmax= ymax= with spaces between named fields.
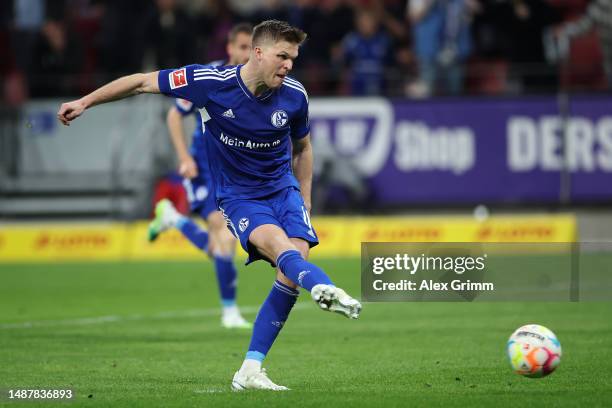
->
xmin=244 ymin=253 xmax=333 ymax=364
xmin=214 ymin=255 xmax=237 ymax=305
xmin=176 ymin=217 xmax=237 ymax=306
xmin=177 ymin=217 xmax=209 ymax=251
xmin=276 ymin=250 xmax=333 ymax=291
xmin=247 ymin=280 xmax=299 ymax=359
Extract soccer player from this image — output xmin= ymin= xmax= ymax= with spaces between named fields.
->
xmin=57 ymin=20 xmax=362 ymax=391
xmin=149 ymin=23 xmax=253 ymax=330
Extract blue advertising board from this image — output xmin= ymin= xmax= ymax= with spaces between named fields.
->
xmin=309 ymin=96 xmax=612 ymax=205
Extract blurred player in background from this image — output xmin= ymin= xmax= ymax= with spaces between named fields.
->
xmin=148 ymin=23 xmax=253 ymax=330
xmin=57 ymin=19 xmax=362 ymax=392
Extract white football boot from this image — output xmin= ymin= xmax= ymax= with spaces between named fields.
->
xmin=148 ymin=199 xmax=180 ymax=242
xmin=310 ymin=284 xmax=361 ymax=319
xmin=231 ymin=368 xmax=289 ymax=391
xmin=221 ymin=307 xmax=252 ymax=329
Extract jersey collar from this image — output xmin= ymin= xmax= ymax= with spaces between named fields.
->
xmin=236 ymin=65 xmax=274 ymax=101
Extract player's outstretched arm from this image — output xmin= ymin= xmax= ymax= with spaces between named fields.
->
xmin=166 ymin=106 xmax=198 ymax=179
xmin=57 ymin=71 xmax=160 ymax=126
xmin=292 ymin=134 xmax=313 ymax=212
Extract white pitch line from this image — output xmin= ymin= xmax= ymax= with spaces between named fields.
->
xmin=0 ymin=303 xmax=309 ymax=330
xmin=193 ymin=388 xmax=228 ymax=394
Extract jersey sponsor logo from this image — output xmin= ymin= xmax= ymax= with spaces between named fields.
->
xmin=271 ymin=110 xmax=289 ymax=128
xmin=219 ymin=132 xmax=281 ymax=150
xmin=170 ymin=68 xmax=188 ymax=89
xmin=238 ymin=217 xmax=249 ymax=233
xmin=222 ymin=108 xmax=235 ymax=118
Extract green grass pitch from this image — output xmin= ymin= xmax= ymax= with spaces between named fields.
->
xmin=1 ymin=258 xmax=611 ymax=407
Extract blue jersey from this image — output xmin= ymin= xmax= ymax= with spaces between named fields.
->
xmin=159 ymin=64 xmax=310 ymax=201
xmin=173 ymin=59 xmax=227 ymax=160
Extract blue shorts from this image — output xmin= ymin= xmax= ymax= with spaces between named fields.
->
xmin=182 ymin=149 xmax=218 ymax=220
xmin=219 ymin=187 xmax=319 ymax=265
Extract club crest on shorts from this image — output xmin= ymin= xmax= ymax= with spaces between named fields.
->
xmin=195 ymin=186 xmax=208 ymax=201
xmin=238 ymin=217 xmax=249 ymax=232
xmin=271 ymin=110 xmax=288 ymax=128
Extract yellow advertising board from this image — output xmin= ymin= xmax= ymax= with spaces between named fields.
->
xmin=126 ymin=222 xmax=208 ymax=261
xmin=0 ymin=214 xmax=577 ymax=262
xmin=311 ymin=214 xmax=577 ymax=257
xmin=0 ymin=224 xmax=128 ymax=262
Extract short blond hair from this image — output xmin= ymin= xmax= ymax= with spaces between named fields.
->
xmin=252 ymin=20 xmax=307 ymax=47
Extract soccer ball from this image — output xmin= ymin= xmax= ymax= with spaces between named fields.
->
xmin=507 ymin=324 xmax=562 ymax=378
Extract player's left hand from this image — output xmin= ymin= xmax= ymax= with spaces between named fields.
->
xmin=57 ymin=99 xmax=86 ymax=126
xmin=179 ymin=156 xmax=198 ymax=179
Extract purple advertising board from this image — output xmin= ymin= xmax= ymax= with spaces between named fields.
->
xmin=309 ymin=96 xmax=612 ymax=205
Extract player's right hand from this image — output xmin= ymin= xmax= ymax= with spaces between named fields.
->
xmin=57 ymin=99 xmax=86 ymax=126
xmin=179 ymin=156 xmax=198 ymax=179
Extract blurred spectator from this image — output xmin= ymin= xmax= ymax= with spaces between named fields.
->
xmin=249 ymin=0 xmax=289 ymax=23
xmin=304 ymin=0 xmax=353 ymax=62
xmin=408 ymin=0 xmax=478 ymax=96
xmin=285 ymin=0 xmax=314 ymax=29
xmin=142 ymin=0 xmax=195 ymax=70
xmin=3 ymin=0 xmax=611 ymax=100
xmin=339 ymin=8 xmax=392 ymax=95
xmin=97 ymin=0 xmax=149 ymax=79
xmin=371 ymin=0 xmax=409 ymax=40
xmin=365 ymin=0 xmax=415 ymax=95
xmin=11 ymin=0 xmax=46 ymax=72
xmin=13 ymin=0 xmax=46 ymax=29
xmin=556 ymin=0 xmax=612 ymax=89
xmin=0 ymin=0 xmax=12 ymax=25
xmin=505 ymin=0 xmax=561 ymax=93
xmin=228 ymin=0 xmax=266 ymax=16
xmin=3 ymin=72 xmax=28 ymax=106
xmin=299 ymin=0 xmax=354 ymax=95
xmin=28 ymin=19 xmax=84 ymax=97
xmin=1 ymin=4 xmax=14 ymax=72
xmin=45 ymin=0 xmax=67 ymax=20
xmin=64 ymin=0 xmax=106 ymax=94
xmin=198 ymin=0 xmax=239 ymax=62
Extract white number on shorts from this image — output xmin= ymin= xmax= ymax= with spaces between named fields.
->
xmin=301 ymin=206 xmax=315 ymax=238
xmin=182 ymin=179 xmax=195 ymax=203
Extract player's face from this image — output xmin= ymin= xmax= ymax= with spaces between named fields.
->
xmin=227 ymin=32 xmax=252 ymax=65
xmin=260 ymin=40 xmax=299 ymax=89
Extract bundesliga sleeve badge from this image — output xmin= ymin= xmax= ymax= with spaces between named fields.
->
xmin=170 ymin=68 xmax=188 ymax=90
